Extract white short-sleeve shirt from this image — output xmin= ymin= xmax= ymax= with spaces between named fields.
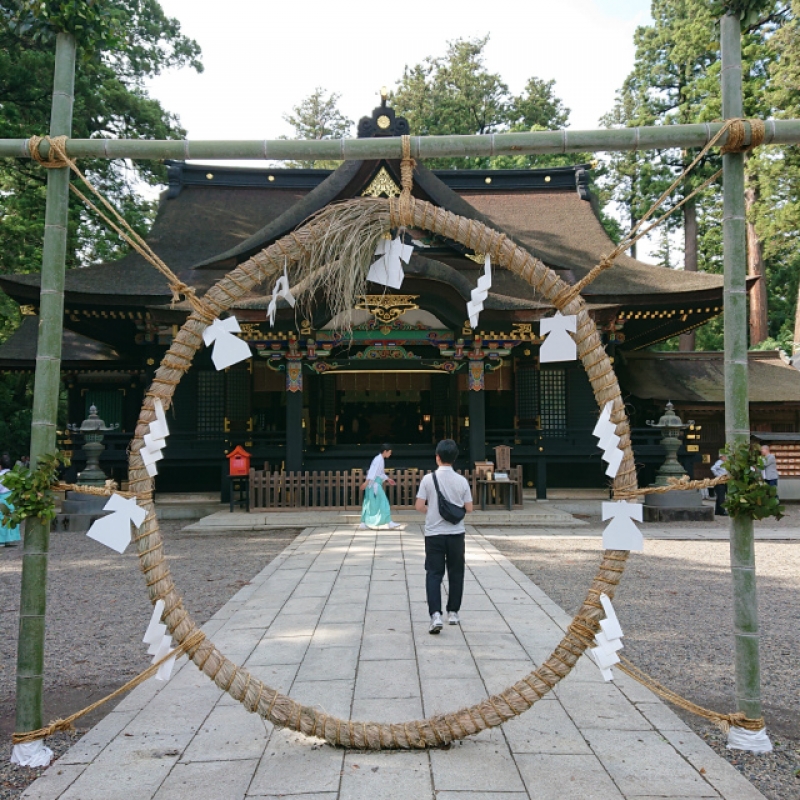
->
xmin=416 ymin=466 xmax=472 ymax=536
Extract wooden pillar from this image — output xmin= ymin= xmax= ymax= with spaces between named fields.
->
xmin=285 ymin=356 xmax=303 ymax=472
xmin=536 ymin=459 xmax=547 ymax=501
xmin=468 ymin=356 xmax=486 ymax=467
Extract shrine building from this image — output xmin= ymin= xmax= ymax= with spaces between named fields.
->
xmin=5 ymin=100 xmax=794 ymax=495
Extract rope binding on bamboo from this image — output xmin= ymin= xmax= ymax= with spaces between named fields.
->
xmin=12 ymin=630 xmax=206 ymax=744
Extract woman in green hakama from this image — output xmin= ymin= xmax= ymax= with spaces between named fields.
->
xmin=0 ymin=454 xmax=21 ymax=546
xmin=359 ymin=444 xmax=401 ymax=530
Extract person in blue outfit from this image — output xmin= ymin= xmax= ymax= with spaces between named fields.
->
xmin=0 ymin=453 xmax=21 ymax=547
xmin=359 ymin=444 xmax=400 ymax=530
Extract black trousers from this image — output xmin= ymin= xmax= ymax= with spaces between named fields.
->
xmin=424 ymin=533 xmax=465 ymax=616
xmin=715 ymin=483 xmax=728 ymax=515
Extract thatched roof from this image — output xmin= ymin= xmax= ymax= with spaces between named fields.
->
xmin=0 ymin=161 xmax=723 ymax=308
xmin=618 ymin=350 xmax=800 ymax=404
xmin=0 ymin=317 xmax=122 ymax=367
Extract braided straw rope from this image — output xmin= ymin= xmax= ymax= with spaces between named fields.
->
xmin=123 ymin=185 xmax=639 ymax=749
xmin=12 ymin=630 xmax=207 ymax=744
xmin=24 ymin=129 xmax=767 ymax=746
xmin=614 ymin=474 xmax=729 ymax=501
xmin=548 ymin=118 xmax=765 ymax=304
xmin=28 ymin=135 xmax=217 ymax=321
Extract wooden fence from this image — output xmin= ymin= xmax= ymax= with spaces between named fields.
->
xmin=249 ymin=467 xmax=524 ymax=511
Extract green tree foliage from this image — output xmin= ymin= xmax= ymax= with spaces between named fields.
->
xmin=282 ymin=87 xmax=353 ymax=169
xmin=390 ymin=36 xmax=574 ymax=170
xmin=0 ymin=0 xmax=202 ymax=454
xmin=601 ymin=0 xmax=795 ymax=352
xmin=0 ymin=0 xmax=202 ymax=295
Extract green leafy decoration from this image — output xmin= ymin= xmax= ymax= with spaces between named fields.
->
xmin=722 ymin=441 xmax=783 ymax=520
xmin=1 ymin=452 xmax=68 ymax=528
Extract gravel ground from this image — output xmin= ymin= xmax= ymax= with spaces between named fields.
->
xmin=490 ymin=504 xmax=800 ymax=800
xmin=0 ymin=521 xmax=300 ymax=800
xmin=2 ymin=510 xmax=798 ymax=799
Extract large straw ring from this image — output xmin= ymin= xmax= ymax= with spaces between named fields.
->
xmin=128 ymin=196 xmax=636 ymax=749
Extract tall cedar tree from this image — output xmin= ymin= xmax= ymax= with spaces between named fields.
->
xmin=0 ymin=0 xmax=202 ymax=456
xmin=282 ymin=87 xmax=353 ymax=169
xmin=760 ymin=0 xmax=800 ymax=355
xmin=390 ymin=36 xmax=575 ymax=170
xmin=602 ymin=0 xmax=791 ymax=351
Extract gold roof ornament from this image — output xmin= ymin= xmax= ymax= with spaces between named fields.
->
xmin=355 ymin=294 xmax=419 ymax=324
xmin=361 ymin=167 xmax=401 ymax=198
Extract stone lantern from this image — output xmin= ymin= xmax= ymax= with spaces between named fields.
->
xmin=56 ymin=407 xmax=120 ymax=532
xmin=643 ymin=401 xmax=713 ymax=521
xmin=68 ymin=405 xmax=119 ymax=487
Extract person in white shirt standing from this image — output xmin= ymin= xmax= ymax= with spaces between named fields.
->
xmin=710 ymin=451 xmax=729 ymax=517
xmin=415 ymin=440 xmax=473 ymax=634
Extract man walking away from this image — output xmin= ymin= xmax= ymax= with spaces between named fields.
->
xmin=415 ymin=439 xmax=473 ymax=634
xmin=710 ymin=451 xmax=729 ymax=516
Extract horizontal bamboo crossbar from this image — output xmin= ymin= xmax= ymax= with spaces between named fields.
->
xmin=4 ymin=119 xmax=800 ymax=161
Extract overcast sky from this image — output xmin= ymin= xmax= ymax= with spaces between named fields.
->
xmin=145 ymin=1 xmax=660 ymax=257
xmin=146 ymin=0 xmax=652 ymax=143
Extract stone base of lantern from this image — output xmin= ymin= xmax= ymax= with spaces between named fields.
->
xmin=643 ymin=488 xmax=714 ymax=522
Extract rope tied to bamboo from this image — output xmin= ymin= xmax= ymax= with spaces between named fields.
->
xmin=26 ymin=135 xmax=217 ymax=323
xmin=28 ymin=135 xmax=69 ymax=168
xmin=720 ymin=118 xmax=766 ymax=154
xmin=554 ymin=118 xmax=765 ymax=305
xmin=613 ymin=473 xmax=729 ymax=501
xmin=12 ymin=629 xmax=206 ymax=744
xmin=390 ymin=134 xmax=416 ymax=228
xmin=617 ymin=656 xmax=764 ymax=733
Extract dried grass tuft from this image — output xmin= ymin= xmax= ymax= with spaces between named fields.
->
xmin=289 ymin=197 xmax=391 ymax=334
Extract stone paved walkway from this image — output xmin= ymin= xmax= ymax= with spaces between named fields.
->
xmin=23 ymin=524 xmax=766 ymax=800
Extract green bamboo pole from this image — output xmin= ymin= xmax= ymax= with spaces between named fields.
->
xmin=15 ymin=31 xmax=76 ymax=737
xmin=2 ymin=119 xmax=800 ymax=162
xmin=721 ymin=12 xmax=763 ymax=726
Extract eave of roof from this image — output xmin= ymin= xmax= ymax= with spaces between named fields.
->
xmin=618 ymin=350 xmax=800 ymax=404
xmin=0 ymin=160 xmax=723 ymax=311
xmin=0 ymin=317 xmax=123 ymax=366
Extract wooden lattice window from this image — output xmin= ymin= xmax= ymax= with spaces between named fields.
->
xmin=539 ymin=367 xmax=567 ymax=435
xmin=515 ymin=363 xmax=539 ymax=423
xmin=197 ymin=371 xmax=225 ymax=434
xmin=226 ymin=366 xmax=251 ymax=428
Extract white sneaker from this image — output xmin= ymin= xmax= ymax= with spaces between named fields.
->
xmin=358 ymin=523 xmax=368 ymax=529
xmin=387 ymin=521 xmax=402 ymax=529
xmin=448 ymin=612 xmax=460 ymax=625
xmin=429 ymin=612 xmax=443 ymax=634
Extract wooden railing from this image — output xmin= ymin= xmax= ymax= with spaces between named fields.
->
xmin=249 ymin=467 xmax=524 ymax=511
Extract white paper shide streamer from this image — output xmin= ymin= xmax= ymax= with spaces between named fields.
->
xmin=592 ymin=401 xmax=624 ymax=478
xmin=267 ymin=261 xmax=296 ymax=327
xmin=367 ymin=236 xmax=413 ymax=289
xmin=601 ymin=500 xmax=644 ymax=551
xmin=143 ymin=599 xmax=177 ymax=681
xmin=588 ymin=593 xmax=625 ymax=681
xmin=466 ymin=255 xmax=492 ymax=328
xmin=140 ymin=397 xmax=169 ymax=477
xmin=202 ymin=316 xmax=251 ymax=370
xmin=86 ymin=493 xmax=147 ymax=554
xmin=539 ymin=312 xmax=577 ymax=363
